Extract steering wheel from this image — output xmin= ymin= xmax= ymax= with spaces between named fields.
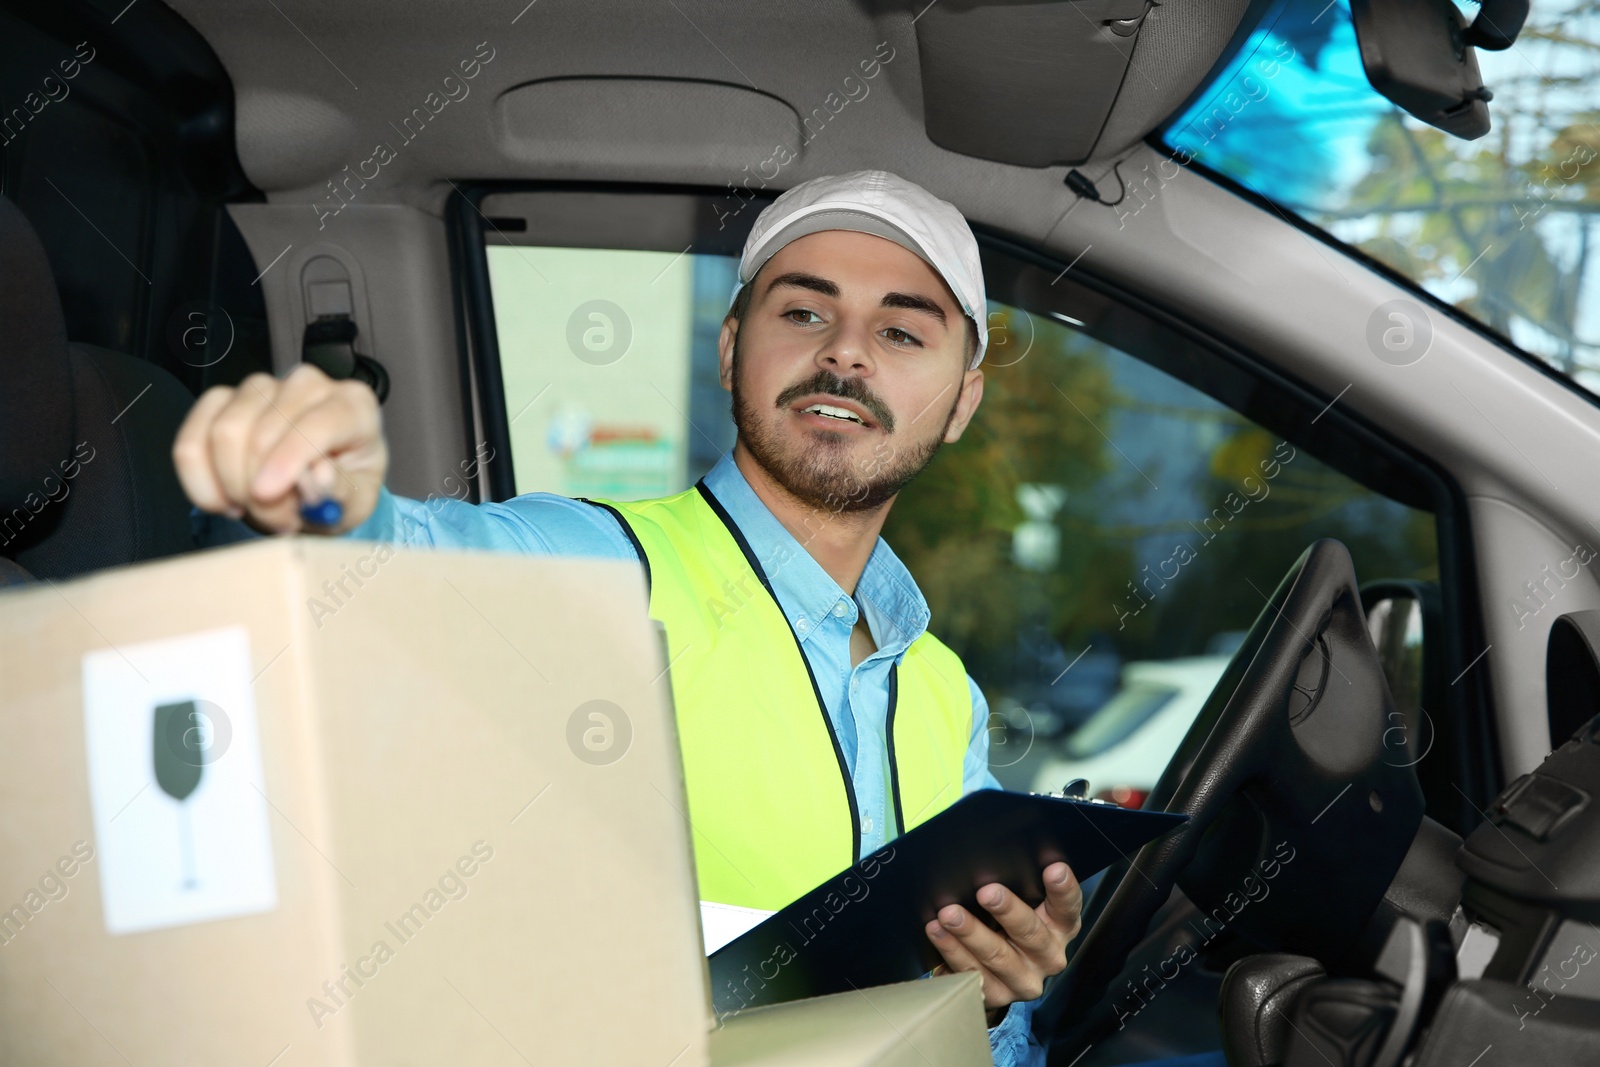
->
xmin=1035 ymin=539 xmax=1427 ymax=1050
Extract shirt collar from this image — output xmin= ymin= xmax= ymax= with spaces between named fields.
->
xmin=700 ymin=450 xmax=931 ymax=653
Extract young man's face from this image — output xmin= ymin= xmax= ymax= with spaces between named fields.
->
xmin=719 ymin=229 xmax=985 ymax=513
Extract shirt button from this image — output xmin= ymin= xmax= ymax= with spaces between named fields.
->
xmin=863 ymin=817 xmax=874 ymax=833
xmin=796 ymin=617 xmax=810 ymax=634
xmin=833 ymin=601 xmax=849 ymax=618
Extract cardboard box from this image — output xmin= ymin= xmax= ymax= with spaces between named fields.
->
xmin=0 ymin=538 xmax=709 ymax=1066
xmin=710 ymin=972 xmax=992 ymax=1066
xmin=0 ymin=539 xmax=997 ymax=1066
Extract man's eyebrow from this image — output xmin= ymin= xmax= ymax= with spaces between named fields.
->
xmin=764 ymin=271 xmax=840 ymax=299
xmin=880 ymin=291 xmax=948 ymax=326
xmin=764 ymin=272 xmax=951 ymax=328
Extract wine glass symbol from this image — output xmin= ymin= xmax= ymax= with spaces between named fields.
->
xmin=153 ymin=700 xmax=215 ymax=890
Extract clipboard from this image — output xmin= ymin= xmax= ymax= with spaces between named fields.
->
xmin=707 ymin=788 xmax=1187 ymax=1014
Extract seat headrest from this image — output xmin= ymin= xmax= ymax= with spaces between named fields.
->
xmin=0 ymin=195 xmax=74 ymax=514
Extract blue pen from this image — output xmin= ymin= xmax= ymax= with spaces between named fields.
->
xmin=296 ymin=468 xmax=344 ymax=528
xmin=299 ymin=497 xmax=344 ymax=528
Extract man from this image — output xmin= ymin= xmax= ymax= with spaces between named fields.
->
xmin=173 ymin=170 xmax=1079 ymax=1065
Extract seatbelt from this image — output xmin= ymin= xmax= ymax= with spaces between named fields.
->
xmin=301 ymin=315 xmax=390 ymax=403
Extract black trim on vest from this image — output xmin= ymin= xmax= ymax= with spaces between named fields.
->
xmin=886 ymin=662 xmax=906 ymax=838
xmin=694 ymin=479 xmax=863 ymax=863
xmin=576 ymin=497 xmax=652 ymax=597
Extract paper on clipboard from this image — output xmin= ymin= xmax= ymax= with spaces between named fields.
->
xmin=700 ymin=900 xmax=775 ymax=954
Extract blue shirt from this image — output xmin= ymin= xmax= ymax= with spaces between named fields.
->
xmin=346 ymin=450 xmax=1043 ymax=1065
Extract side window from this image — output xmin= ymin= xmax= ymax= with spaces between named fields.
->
xmin=473 ymin=188 xmax=757 ymax=499
xmin=485 ymin=245 xmax=736 ymax=498
xmin=882 ymin=251 xmax=1440 ymax=803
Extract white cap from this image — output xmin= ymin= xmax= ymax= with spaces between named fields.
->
xmin=732 ymin=170 xmax=989 ymax=369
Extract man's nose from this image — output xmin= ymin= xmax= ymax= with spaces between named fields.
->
xmin=816 ymin=318 xmax=876 ymax=375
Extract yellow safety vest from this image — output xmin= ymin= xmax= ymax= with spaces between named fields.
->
xmin=586 ymin=482 xmax=974 ymax=911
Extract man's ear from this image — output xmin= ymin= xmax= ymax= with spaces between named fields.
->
xmin=718 ymin=317 xmax=737 ymax=392
xmin=942 ymin=369 xmax=985 ymax=443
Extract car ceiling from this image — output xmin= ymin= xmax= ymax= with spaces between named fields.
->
xmin=165 ymin=0 xmax=1252 ymax=211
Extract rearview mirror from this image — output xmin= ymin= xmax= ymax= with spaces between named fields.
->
xmin=1349 ymin=0 xmax=1529 ymax=140
xmin=1365 ymin=587 xmax=1425 ymax=760
xmin=1360 ymin=579 xmax=1443 ymax=772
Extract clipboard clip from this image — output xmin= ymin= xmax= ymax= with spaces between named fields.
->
xmin=1036 ymin=779 xmax=1120 ymax=806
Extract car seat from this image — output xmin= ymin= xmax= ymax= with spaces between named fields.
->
xmin=0 ymin=194 xmax=197 ymax=585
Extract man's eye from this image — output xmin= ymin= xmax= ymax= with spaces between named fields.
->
xmin=785 ymin=309 xmax=823 ymax=325
xmin=883 ymin=327 xmax=921 ymax=347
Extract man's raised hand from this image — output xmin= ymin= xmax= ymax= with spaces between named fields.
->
xmin=172 ymin=364 xmax=387 ymax=535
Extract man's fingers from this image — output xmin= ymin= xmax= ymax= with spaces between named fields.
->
xmin=239 ymin=492 xmax=310 ymax=536
xmin=975 ymin=883 xmax=1057 ymax=960
xmin=924 ymin=917 xmax=1010 ymax=1008
xmin=924 ymin=878 xmax=1079 ymax=1010
xmin=172 ymin=385 xmax=240 ymax=516
xmin=935 ymin=868 xmax=1080 ymax=1008
xmin=1041 ymin=863 xmax=1083 ymax=940
xmin=241 ymin=365 xmax=340 ymax=494
xmin=303 ymin=457 xmax=339 ymax=501
xmin=252 ymin=380 xmax=380 ymax=503
xmin=933 ymin=904 xmax=1043 ymax=1002
xmin=170 ymin=365 xmax=385 ymax=535
xmin=207 ymin=376 xmax=278 ymax=509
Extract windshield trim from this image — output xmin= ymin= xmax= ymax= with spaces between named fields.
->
xmin=1143 ymin=133 xmax=1600 ymax=414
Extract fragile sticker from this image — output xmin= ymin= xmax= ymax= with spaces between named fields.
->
xmin=82 ymin=626 xmax=277 ymax=934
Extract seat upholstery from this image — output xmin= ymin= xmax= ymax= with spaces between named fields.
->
xmin=0 ymin=194 xmax=198 ymax=582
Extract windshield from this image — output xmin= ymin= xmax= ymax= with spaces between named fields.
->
xmin=1159 ymin=0 xmax=1600 ymax=393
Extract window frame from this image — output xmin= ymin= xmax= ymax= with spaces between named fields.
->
xmin=448 ymin=180 xmax=1499 ymax=829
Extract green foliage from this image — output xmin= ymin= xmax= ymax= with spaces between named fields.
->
xmin=884 ymin=307 xmax=1130 ymax=676
xmin=886 ymin=310 xmax=1440 ymax=684
xmin=1330 ymin=7 xmax=1600 ymax=375
xmin=1344 ymin=117 xmax=1568 ymax=337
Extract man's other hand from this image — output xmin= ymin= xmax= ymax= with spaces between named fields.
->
xmin=924 ymin=861 xmax=1082 ymax=1020
xmin=173 ymin=365 xmax=387 ymax=535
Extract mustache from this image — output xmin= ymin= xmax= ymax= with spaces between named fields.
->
xmin=774 ymin=371 xmax=895 ymax=433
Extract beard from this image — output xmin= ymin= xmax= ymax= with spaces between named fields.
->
xmin=729 ymin=331 xmax=961 ymax=514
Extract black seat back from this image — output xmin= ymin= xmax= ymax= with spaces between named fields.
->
xmin=0 ymin=194 xmax=197 ymax=582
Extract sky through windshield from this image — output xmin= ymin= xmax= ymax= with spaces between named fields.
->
xmin=1161 ymin=0 xmax=1600 ymax=393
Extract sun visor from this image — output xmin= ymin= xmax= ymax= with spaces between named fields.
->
xmin=915 ymin=0 xmax=1154 ymax=167
xmin=914 ymin=0 xmax=1165 ymax=167
xmin=495 ymin=77 xmax=802 ymax=174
